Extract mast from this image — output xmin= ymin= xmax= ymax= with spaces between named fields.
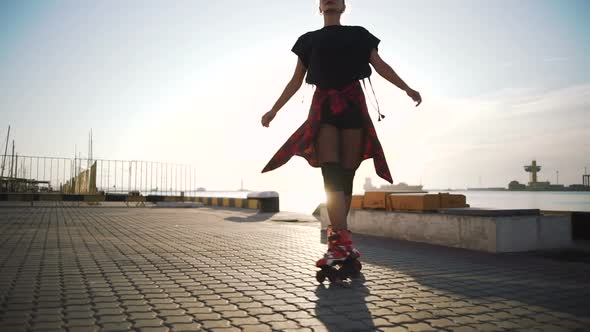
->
xmin=10 ymin=141 xmax=15 ymax=179
xmin=90 ymin=129 xmax=93 ymax=165
xmin=0 ymin=125 xmax=10 ymax=178
xmin=88 ymin=130 xmax=91 ymax=168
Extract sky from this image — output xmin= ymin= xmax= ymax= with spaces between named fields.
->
xmin=1 ymin=0 xmax=589 ymax=195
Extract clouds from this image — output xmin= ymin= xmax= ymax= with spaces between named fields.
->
xmin=505 ymin=84 xmax=590 ymax=117
xmin=373 ymin=83 xmax=590 ymax=189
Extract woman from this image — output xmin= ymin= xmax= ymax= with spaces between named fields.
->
xmin=261 ymin=0 xmax=422 ymax=277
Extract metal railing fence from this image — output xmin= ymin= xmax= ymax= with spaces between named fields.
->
xmin=0 ymin=155 xmax=199 ymax=196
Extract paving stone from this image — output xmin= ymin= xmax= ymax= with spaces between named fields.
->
xmin=465 ymin=323 xmax=502 ymax=332
xmin=30 ymin=321 xmax=65 ymax=330
xmin=118 ymin=294 xmax=144 ymax=301
xmin=65 ymin=305 xmax=93 ymax=313
xmin=128 ymin=311 xmax=158 ymax=320
xmin=131 ymin=318 xmax=164 ymax=328
xmin=237 ymin=301 xmax=263 ymax=309
xmin=124 ymin=304 xmax=154 ymax=313
xmin=190 ymin=312 xmax=221 ymax=321
xmin=137 ymin=328 xmax=169 ymax=332
xmin=311 ymin=326 xmax=330 ymax=332
xmin=383 ymin=314 xmax=414 ymax=325
xmin=284 ymin=311 xmax=314 ymax=320
xmin=68 ymin=327 xmax=99 ymax=332
xmin=256 ymin=313 xmax=288 ymax=323
xmin=33 ymin=301 xmax=59 ymax=309
xmin=213 ymin=304 xmax=239 ymax=311
xmin=95 ymin=308 xmax=125 ymax=316
xmin=204 ymin=299 xmax=230 ymax=306
xmin=33 ymin=309 xmax=64 ymax=318
xmin=295 ymin=302 xmax=317 ymax=310
xmin=65 ymin=311 xmax=95 ymax=319
xmin=230 ymin=317 xmax=261 ymax=325
xmin=534 ymin=313 xmax=561 ymax=323
xmin=494 ymin=319 xmax=525 ymax=330
xmin=120 ymin=299 xmax=147 ymax=307
xmin=245 ymin=307 xmax=274 ymax=315
xmin=0 ymin=322 xmax=30 ymax=332
xmin=163 ymin=315 xmax=194 ymax=324
xmin=99 ymin=321 xmax=133 ymax=331
xmin=402 ymin=322 xmax=435 ymax=332
xmin=201 ymin=319 xmax=232 ymax=329
xmin=168 ymin=323 xmax=202 ymax=331
xmin=209 ymin=328 xmax=241 ymax=332
xmin=31 ymin=314 xmax=65 ymax=323
xmin=148 ymin=297 xmax=174 ymax=304
xmin=98 ymin=314 xmax=131 ymax=325
xmin=157 ymin=309 xmax=186 ymax=317
xmin=534 ymin=324 xmax=572 ymax=332
xmin=93 ymin=303 xmax=122 ymax=310
xmin=296 ymin=318 xmax=325 ymax=327
xmin=65 ymin=318 xmax=97 ymax=327
xmin=450 ymin=315 xmax=482 ymax=325
xmin=65 ymin=298 xmax=93 ymax=306
xmin=220 ymin=310 xmax=249 ymax=318
xmin=152 ymin=303 xmax=181 ymax=311
xmin=184 ymin=306 xmax=213 ymax=315
xmin=178 ymin=301 xmax=206 ymax=308
xmin=240 ymin=325 xmax=272 ymax=332
xmin=426 ymin=318 xmax=456 ymax=329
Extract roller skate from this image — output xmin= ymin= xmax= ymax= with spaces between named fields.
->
xmin=315 ymin=226 xmax=362 ymax=285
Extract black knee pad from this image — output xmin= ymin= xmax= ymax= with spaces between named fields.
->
xmin=342 ymin=168 xmax=356 ymax=196
xmin=321 ymin=163 xmax=344 ymax=192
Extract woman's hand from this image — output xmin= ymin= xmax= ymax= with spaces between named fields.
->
xmin=261 ymin=58 xmax=307 ymax=128
xmin=406 ymin=88 xmax=422 ymax=107
xmin=261 ymin=110 xmax=277 ymax=128
xmin=369 ymin=49 xmax=422 ymax=107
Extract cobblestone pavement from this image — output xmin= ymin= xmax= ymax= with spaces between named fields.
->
xmin=1 ymin=207 xmax=589 ymax=332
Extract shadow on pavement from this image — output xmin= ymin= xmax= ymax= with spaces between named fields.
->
xmin=314 ymin=275 xmax=377 ymax=332
xmin=224 ymin=212 xmax=277 ymax=222
xmin=351 ymin=232 xmax=590 ymax=319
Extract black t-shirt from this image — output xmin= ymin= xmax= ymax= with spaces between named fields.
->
xmin=292 ymin=25 xmax=380 ymax=90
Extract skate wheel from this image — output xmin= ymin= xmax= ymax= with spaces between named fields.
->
xmin=349 ymin=260 xmax=362 ymax=279
xmin=316 ymin=270 xmax=326 ymax=283
xmin=327 ymin=274 xmax=338 ymax=284
xmin=354 ymin=260 xmax=362 ymax=271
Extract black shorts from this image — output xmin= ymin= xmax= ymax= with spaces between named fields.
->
xmin=320 ymin=99 xmax=364 ymax=129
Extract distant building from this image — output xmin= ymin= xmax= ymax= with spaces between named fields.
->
xmin=527 ymin=181 xmax=565 ymax=191
xmin=569 ymin=184 xmax=589 ymax=191
xmin=508 ymin=181 xmax=526 ymax=190
xmin=508 ymin=160 xmax=589 ymax=191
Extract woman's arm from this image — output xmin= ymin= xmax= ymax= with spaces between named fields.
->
xmin=369 ymin=49 xmax=422 ymax=106
xmin=261 ymin=58 xmax=307 ymax=127
xmin=270 ymin=58 xmax=307 ymax=114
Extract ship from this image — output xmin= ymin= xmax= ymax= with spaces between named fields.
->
xmin=363 ymin=177 xmax=426 ymax=193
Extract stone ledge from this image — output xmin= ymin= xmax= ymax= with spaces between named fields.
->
xmin=320 ymin=207 xmax=572 ymax=253
xmin=438 ymin=208 xmax=540 ymax=217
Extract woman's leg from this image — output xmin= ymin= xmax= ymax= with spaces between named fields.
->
xmin=317 ymin=124 xmax=347 ymax=231
xmin=340 ymin=128 xmax=364 ymax=220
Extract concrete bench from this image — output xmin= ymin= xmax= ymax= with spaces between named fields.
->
xmin=319 ymin=207 xmax=572 ymax=253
